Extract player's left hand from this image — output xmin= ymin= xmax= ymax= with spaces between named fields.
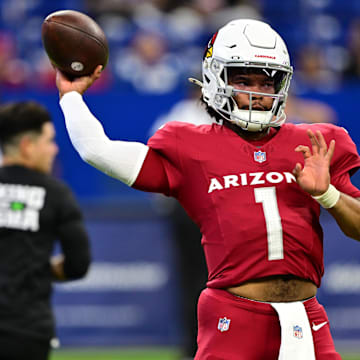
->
xmin=293 ymin=129 xmax=335 ymax=196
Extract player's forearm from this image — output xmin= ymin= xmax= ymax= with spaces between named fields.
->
xmin=59 ymin=91 xmax=149 ymax=186
xmin=328 ymin=193 xmax=360 ymax=241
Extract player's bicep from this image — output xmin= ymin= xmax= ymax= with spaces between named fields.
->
xmin=84 ymin=140 xmax=149 ymax=186
xmin=133 ymin=148 xmax=172 ymax=194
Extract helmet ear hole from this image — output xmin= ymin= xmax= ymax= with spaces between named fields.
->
xmin=220 ymin=69 xmax=226 ymax=83
xmin=204 ymin=74 xmax=210 ymax=84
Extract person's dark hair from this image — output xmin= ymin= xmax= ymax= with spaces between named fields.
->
xmin=199 ymin=97 xmax=224 ymax=123
xmin=0 ymin=101 xmax=51 ymax=152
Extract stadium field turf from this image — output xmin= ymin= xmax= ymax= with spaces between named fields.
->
xmin=50 ymin=347 xmax=178 ymax=360
xmin=50 ymin=348 xmax=360 ymax=360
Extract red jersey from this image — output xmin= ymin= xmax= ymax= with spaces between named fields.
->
xmin=135 ymin=122 xmax=360 ymax=289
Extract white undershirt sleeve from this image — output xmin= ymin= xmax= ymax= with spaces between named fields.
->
xmin=59 ymin=91 xmax=149 ymax=186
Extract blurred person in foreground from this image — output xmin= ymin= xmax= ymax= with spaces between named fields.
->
xmin=55 ymin=19 xmax=360 ymax=359
xmin=0 ymin=101 xmax=91 ymax=360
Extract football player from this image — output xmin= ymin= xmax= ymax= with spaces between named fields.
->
xmin=55 ymin=19 xmax=360 ymax=359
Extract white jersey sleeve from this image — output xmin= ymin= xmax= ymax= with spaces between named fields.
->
xmin=59 ymin=91 xmax=149 ymax=186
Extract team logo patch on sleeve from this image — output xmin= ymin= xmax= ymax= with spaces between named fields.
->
xmin=293 ymin=325 xmax=303 ymax=339
xmin=254 ymin=150 xmax=266 ymax=163
xmin=217 ymin=317 xmax=231 ymax=332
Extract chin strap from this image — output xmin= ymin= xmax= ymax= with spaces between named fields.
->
xmin=188 ymin=77 xmax=203 ymax=87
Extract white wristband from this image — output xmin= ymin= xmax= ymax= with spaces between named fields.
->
xmin=312 ymin=184 xmax=340 ymax=209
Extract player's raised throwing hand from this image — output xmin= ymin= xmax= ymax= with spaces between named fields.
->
xmin=56 ymin=65 xmax=103 ymax=99
xmin=293 ymin=129 xmax=335 ymax=196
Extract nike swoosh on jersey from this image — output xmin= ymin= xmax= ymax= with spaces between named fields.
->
xmin=312 ymin=321 xmax=328 ymax=331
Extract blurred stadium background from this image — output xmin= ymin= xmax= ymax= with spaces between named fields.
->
xmin=1 ymin=0 xmax=360 ymax=358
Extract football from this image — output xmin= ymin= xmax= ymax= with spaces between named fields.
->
xmin=41 ymin=10 xmax=109 ymax=78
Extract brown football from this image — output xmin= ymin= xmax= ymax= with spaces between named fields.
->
xmin=41 ymin=10 xmax=109 ymax=77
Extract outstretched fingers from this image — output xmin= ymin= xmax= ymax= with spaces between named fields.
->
xmin=315 ymin=130 xmax=330 ymax=157
xmin=312 ymin=130 xmax=336 ymax=164
xmin=295 ymin=145 xmax=312 ymax=159
xmin=326 ymin=139 xmax=336 ymax=162
xmin=292 ymin=162 xmax=303 ymax=178
xmin=297 ymin=129 xmax=335 ymax=162
xmin=307 ymin=129 xmax=321 ymax=155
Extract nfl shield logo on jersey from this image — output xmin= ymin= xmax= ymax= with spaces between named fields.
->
xmin=254 ymin=150 xmax=266 ymax=163
xmin=218 ymin=317 xmax=231 ymax=332
xmin=293 ymin=325 xmax=303 ymax=339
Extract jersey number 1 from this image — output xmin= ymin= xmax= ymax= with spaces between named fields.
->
xmin=254 ymin=187 xmax=284 ymax=261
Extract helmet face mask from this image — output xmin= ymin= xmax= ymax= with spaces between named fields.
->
xmin=201 ymin=19 xmax=293 ymax=132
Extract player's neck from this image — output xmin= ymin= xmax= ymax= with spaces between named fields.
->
xmin=223 ymin=121 xmax=272 ymax=141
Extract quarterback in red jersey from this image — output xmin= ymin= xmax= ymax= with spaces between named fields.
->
xmin=55 ymin=19 xmax=360 ymax=359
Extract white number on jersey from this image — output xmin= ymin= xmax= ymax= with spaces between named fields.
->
xmin=254 ymin=187 xmax=284 ymax=260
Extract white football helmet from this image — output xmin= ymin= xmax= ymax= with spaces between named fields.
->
xmin=200 ymin=19 xmax=293 ymax=131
